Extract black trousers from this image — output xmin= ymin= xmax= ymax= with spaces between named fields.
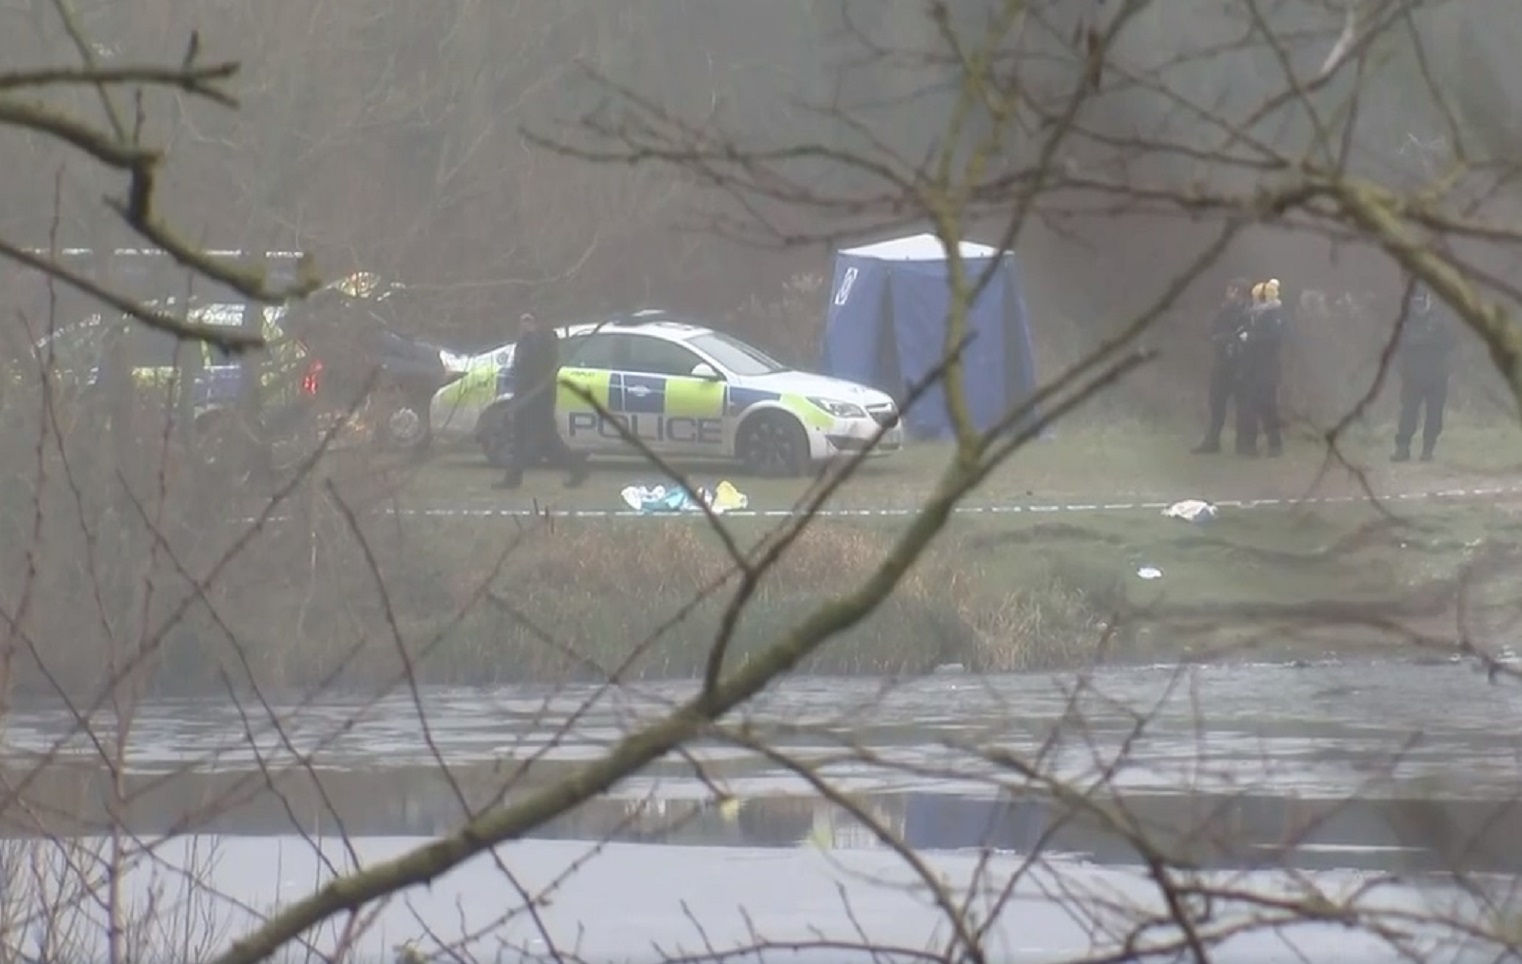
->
xmin=1235 ymin=358 xmax=1281 ymax=452
xmin=1395 ymin=365 xmax=1449 ymax=454
xmin=1201 ymin=357 xmax=1239 ymax=444
xmin=502 ymin=395 xmax=580 ymax=477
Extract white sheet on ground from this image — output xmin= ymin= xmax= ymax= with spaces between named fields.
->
xmin=1163 ymin=499 xmax=1217 ymax=523
xmin=620 ymin=479 xmax=749 ymax=514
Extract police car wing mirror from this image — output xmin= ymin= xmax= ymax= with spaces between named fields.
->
xmin=690 ymin=362 xmax=723 ymax=381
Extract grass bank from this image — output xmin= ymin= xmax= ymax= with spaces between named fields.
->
xmin=115 ymin=493 xmax=1513 ymax=696
xmin=413 ymin=499 xmax=1521 ymax=685
xmin=12 ymin=420 xmax=1522 ymax=699
xmin=399 ymin=415 xmax=1522 ymax=513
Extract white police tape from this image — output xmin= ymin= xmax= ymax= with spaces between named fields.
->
xmin=379 ymin=482 xmax=1522 ymax=521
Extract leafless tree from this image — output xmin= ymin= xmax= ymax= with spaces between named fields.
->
xmin=6 ymin=2 xmax=1522 ymax=963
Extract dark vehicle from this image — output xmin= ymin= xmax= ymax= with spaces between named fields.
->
xmin=278 ymin=273 xmax=465 ymax=454
xmin=14 ymin=254 xmax=464 ymax=458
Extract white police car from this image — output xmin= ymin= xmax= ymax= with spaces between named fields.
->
xmin=428 ymin=310 xmax=903 ymax=476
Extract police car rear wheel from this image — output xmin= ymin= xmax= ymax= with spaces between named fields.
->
xmin=380 ymin=404 xmax=428 ymax=450
xmin=738 ymin=413 xmax=807 ymax=478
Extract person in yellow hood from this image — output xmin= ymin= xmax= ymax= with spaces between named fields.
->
xmin=1235 ymin=278 xmax=1286 ymax=457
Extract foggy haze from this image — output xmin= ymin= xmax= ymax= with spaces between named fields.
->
xmin=1 ymin=1 xmax=1514 ymax=426
xmin=5 ymin=3 xmax=1522 ymax=963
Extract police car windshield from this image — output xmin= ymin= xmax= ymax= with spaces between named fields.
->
xmin=687 ymin=332 xmax=786 ymax=377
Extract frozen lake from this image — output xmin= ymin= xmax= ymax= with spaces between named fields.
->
xmin=2 ymin=657 xmax=1520 ymax=962
xmin=6 ymin=656 xmax=1518 ymax=794
xmin=4 ymin=835 xmax=1516 ymax=964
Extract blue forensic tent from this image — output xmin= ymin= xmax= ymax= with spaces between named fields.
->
xmin=818 ymin=233 xmax=1039 ymax=439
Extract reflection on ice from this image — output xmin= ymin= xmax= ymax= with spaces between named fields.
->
xmin=0 ymin=659 xmax=1518 ymax=961
xmin=1 ymin=835 xmax=1508 ymax=964
xmin=4 ymin=661 xmax=1519 ymax=802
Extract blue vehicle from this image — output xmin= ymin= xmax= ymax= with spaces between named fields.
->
xmin=29 ymin=298 xmax=322 ymax=458
xmin=15 ymin=249 xmax=465 ymax=459
xmin=36 ymin=301 xmax=312 ymax=405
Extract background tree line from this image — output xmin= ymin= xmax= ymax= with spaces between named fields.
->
xmin=2 ymin=0 xmax=1519 ymax=425
xmin=0 ymin=0 xmax=1521 ymax=960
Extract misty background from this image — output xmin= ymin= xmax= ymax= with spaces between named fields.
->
xmin=3 ymin=0 xmax=1521 ymax=424
xmin=2 ymin=6 xmax=1522 ymax=958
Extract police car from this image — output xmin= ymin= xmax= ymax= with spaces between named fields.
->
xmin=428 ymin=310 xmax=904 ymax=476
xmin=32 ymin=300 xmax=313 ymax=422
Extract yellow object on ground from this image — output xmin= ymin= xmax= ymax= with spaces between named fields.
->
xmin=712 ymin=480 xmax=749 ymax=512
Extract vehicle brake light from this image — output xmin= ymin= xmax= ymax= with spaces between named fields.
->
xmin=301 ymin=359 xmax=324 ymax=396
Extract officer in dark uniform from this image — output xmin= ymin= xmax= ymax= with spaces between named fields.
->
xmin=1192 ymin=277 xmax=1252 ymax=454
xmin=1392 ymin=283 xmax=1459 ymax=462
xmin=493 ymin=312 xmax=590 ymax=489
xmin=1235 ymin=279 xmax=1286 ymax=458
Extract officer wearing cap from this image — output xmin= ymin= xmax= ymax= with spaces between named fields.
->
xmin=1391 ymin=282 xmax=1459 ymax=462
xmin=1191 ymin=277 xmax=1253 ymax=454
xmin=493 ymin=312 xmax=589 ymax=489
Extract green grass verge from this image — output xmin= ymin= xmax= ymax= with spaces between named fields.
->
xmin=393 ymin=416 xmax=1522 ymax=514
xmin=25 ymin=419 xmax=1519 ymax=698
xmin=257 ymin=496 xmax=1520 ymax=690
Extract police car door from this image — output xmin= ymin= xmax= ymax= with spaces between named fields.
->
xmin=556 ymin=331 xmax=631 ymax=452
xmin=620 ymin=335 xmax=726 ymax=456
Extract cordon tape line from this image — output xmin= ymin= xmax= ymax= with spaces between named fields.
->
xmin=372 ymin=482 xmax=1522 ymax=521
xmin=230 ymin=483 xmax=1522 ymax=527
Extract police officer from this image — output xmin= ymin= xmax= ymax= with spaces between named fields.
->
xmin=1235 ymin=279 xmax=1286 ymax=458
xmin=1192 ymin=277 xmax=1252 ymax=454
xmin=493 ymin=312 xmax=590 ymax=490
xmin=1391 ymin=282 xmax=1458 ymax=462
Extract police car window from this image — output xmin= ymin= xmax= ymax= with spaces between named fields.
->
xmin=555 ymin=334 xmax=589 ymax=363
xmin=562 ymin=333 xmax=631 ymax=370
xmin=125 ymin=325 xmax=195 ymax=368
xmin=623 ymin=336 xmax=703 ymax=377
xmin=686 ymin=332 xmax=787 ymax=376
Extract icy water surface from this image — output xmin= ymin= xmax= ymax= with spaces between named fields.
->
xmin=4 ymin=659 xmax=1522 ymax=962
xmin=6 ymin=657 xmax=1518 ymax=793
xmin=0 ymin=658 xmax=1517 ymax=868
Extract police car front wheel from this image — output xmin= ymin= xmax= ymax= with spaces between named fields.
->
xmin=737 ymin=412 xmax=808 ymax=478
